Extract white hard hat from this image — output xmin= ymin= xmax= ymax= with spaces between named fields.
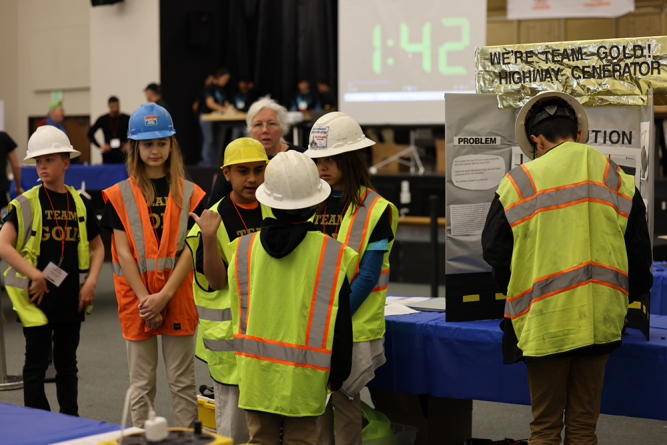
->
xmin=24 ymin=126 xmax=81 ymax=164
xmin=304 ymin=112 xmax=375 ymax=159
xmin=515 ymin=91 xmax=588 ymax=159
xmin=256 ymin=151 xmax=331 ymax=210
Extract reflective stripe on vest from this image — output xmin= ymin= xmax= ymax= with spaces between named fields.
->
xmin=504 ymin=261 xmax=629 ymax=319
xmin=204 ymin=338 xmax=235 ymax=352
xmin=504 ymin=163 xmax=631 ymax=228
xmin=506 ymin=165 xmax=536 ymax=200
xmin=112 ymin=256 xmax=188 ymax=276
xmin=234 ymin=233 xmax=343 ymax=369
xmin=197 ymin=305 xmax=232 ymax=322
xmin=604 ymin=159 xmax=621 ymax=191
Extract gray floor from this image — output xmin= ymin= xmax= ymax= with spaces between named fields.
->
xmin=1 ymin=263 xmax=666 ymax=443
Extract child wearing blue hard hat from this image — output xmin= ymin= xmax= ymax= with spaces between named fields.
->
xmin=100 ymin=103 xmax=207 ymax=428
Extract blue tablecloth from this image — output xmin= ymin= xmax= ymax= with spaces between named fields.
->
xmin=13 ymin=164 xmax=128 ymax=197
xmin=0 ymin=402 xmax=121 ymax=445
xmin=368 ymin=311 xmax=667 ymax=421
xmin=651 ymin=261 xmax=667 ymax=315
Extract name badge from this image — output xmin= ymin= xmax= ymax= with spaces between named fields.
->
xmin=298 ymin=101 xmax=308 ymax=110
xmin=110 ymin=138 xmax=121 ymax=149
xmin=236 ymin=101 xmax=245 ymax=110
xmin=43 ymin=262 xmax=68 ymax=288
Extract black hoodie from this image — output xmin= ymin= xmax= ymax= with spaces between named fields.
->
xmin=259 ymin=216 xmax=353 ymax=391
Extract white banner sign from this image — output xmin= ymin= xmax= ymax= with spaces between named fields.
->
xmin=507 ymin=0 xmax=634 ymax=20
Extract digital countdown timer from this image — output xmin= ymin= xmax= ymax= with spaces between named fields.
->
xmin=372 ymin=19 xmax=471 ymax=75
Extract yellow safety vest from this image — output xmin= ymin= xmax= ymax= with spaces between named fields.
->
xmin=336 ymin=187 xmax=398 ymax=342
xmin=4 ymin=185 xmax=90 ymax=327
xmin=497 ymin=142 xmax=634 ymax=356
xmin=186 ymin=197 xmax=273 ymax=385
xmin=229 ymin=231 xmax=357 ymax=416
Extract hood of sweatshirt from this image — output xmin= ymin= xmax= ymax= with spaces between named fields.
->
xmin=259 ymin=218 xmax=317 ymax=259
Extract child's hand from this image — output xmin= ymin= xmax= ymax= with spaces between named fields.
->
xmin=28 ymin=271 xmax=49 ymax=305
xmin=78 ymin=282 xmax=95 ymax=313
xmin=146 ymin=313 xmax=164 ymax=331
xmin=189 ymin=210 xmax=221 ymax=239
xmin=138 ymin=292 xmax=168 ymax=320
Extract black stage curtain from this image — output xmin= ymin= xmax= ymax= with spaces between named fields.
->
xmin=160 ymin=0 xmax=337 ymax=165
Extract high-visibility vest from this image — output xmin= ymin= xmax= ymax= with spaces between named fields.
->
xmin=229 ymin=231 xmax=358 ymax=416
xmin=103 ymin=177 xmax=206 ymax=340
xmin=336 ymin=186 xmax=398 ymax=342
xmin=497 ymin=142 xmax=634 ymax=357
xmin=186 ymin=197 xmax=273 ymax=385
xmin=4 ymin=185 xmax=90 ymax=327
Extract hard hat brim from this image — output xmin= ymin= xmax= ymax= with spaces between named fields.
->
xmin=255 ymin=179 xmax=331 ymax=210
xmin=127 ymin=129 xmax=176 ymax=141
xmin=222 ymin=157 xmax=269 ymax=168
xmin=23 ymin=147 xmax=82 ymax=164
xmin=515 ymin=91 xmax=588 ymax=160
xmin=304 ymin=138 xmax=375 ymax=159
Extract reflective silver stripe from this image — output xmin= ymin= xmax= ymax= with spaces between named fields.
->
xmin=197 ymin=305 xmax=232 ymax=322
xmin=346 ymin=190 xmax=381 ymax=253
xmin=306 ymin=237 xmax=344 ymax=349
xmin=16 ymin=194 xmax=33 ymax=250
xmin=178 ymin=180 xmax=195 ymax=253
xmin=235 ymin=336 xmax=331 ymax=369
xmin=504 ymin=182 xmax=632 ymax=226
xmin=4 ymin=269 xmax=29 ymax=289
xmin=605 ymin=159 xmax=621 ymax=190
xmin=505 ymin=262 xmax=629 ymax=318
xmin=507 ymin=166 xmax=536 ymax=199
xmin=204 ymin=338 xmax=235 ymax=352
xmin=374 ymin=270 xmax=390 ymax=289
xmin=235 ymin=234 xmax=254 ymax=335
xmin=119 ymin=181 xmax=146 ymax=264
xmin=112 ymin=257 xmax=182 ymax=277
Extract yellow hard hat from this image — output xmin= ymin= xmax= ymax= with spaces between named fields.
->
xmin=222 ymin=137 xmax=269 ymax=168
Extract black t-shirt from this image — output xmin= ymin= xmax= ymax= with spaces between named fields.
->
xmin=312 ymin=193 xmax=394 ymax=244
xmin=217 ymin=195 xmax=264 ymax=241
xmin=207 ymin=143 xmax=308 ymax=207
xmin=87 ymin=113 xmax=130 ymax=148
xmin=100 ymin=177 xmax=206 ymax=243
xmin=4 ymin=187 xmax=101 ymax=323
xmin=0 ymin=131 xmax=17 ymax=192
xmin=200 ymin=84 xmax=228 ymax=114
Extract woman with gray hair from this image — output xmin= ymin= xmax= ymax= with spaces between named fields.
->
xmin=207 ymin=96 xmax=306 ymax=206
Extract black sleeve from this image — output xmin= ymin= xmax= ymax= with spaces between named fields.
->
xmin=481 ymin=194 xmax=514 ymax=295
xmin=328 ymin=277 xmax=353 ymax=391
xmin=188 ymin=196 xmax=207 ymax=230
xmin=0 ymin=132 xmax=17 ymax=152
xmin=208 ymin=174 xmax=232 ymax=208
xmin=368 ymin=208 xmax=395 ymax=244
xmin=87 ymin=116 xmax=103 ymax=148
xmin=625 ymin=188 xmax=653 ymax=302
xmin=99 ymin=200 xmax=125 ymax=233
xmin=82 ymin=196 xmax=101 ymax=241
xmin=3 ymin=207 xmax=18 ymax=229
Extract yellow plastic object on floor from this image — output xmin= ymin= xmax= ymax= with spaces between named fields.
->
xmin=197 ymin=395 xmax=216 ymax=430
xmin=98 ymin=427 xmax=231 ymax=445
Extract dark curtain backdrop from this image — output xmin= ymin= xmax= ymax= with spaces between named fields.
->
xmin=160 ymin=0 xmax=338 ymax=165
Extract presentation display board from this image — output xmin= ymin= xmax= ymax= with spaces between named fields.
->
xmin=338 ymin=0 xmax=486 ymax=125
xmin=444 ymin=92 xmax=655 ymax=338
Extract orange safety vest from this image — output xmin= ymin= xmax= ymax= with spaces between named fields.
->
xmin=103 ymin=177 xmax=206 ymax=341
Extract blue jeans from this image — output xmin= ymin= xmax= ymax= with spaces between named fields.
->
xmin=199 ymin=118 xmax=220 ymax=166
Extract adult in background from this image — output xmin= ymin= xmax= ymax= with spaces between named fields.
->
xmin=36 ymin=101 xmax=67 ymax=135
xmin=87 ymin=96 xmax=130 ymax=164
xmin=145 ymin=83 xmax=170 ymax=112
xmin=0 ymin=131 xmax=23 ymax=206
xmin=207 ymin=96 xmax=306 ymax=207
xmin=317 ymin=79 xmax=337 ymax=110
xmin=482 ymin=91 xmax=653 ymax=445
xmin=199 ymin=68 xmax=232 ymax=166
xmin=192 ymin=73 xmax=215 ymax=116
xmin=291 ymin=77 xmax=319 ymax=112
xmin=230 ymin=76 xmax=256 ymax=141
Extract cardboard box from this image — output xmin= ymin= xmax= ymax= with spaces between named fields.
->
xmin=435 ymin=139 xmax=446 ymax=174
xmin=371 ymin=143 xmax=410 ymax=173
xmin=369 ymin=388 xmax=472 ymax=445
xmin=565 ymin=18 xmax=614 ymax=41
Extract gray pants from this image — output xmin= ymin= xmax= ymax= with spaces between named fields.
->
xmin=214 ymin=382 xmax=249 ymax=443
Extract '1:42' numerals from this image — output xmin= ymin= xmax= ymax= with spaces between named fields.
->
xmin=372 ymin=18 xmax=470 ymax=75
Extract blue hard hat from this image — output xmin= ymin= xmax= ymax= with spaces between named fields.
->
xmin=127 ymin=103 xmax=176 ymax=140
